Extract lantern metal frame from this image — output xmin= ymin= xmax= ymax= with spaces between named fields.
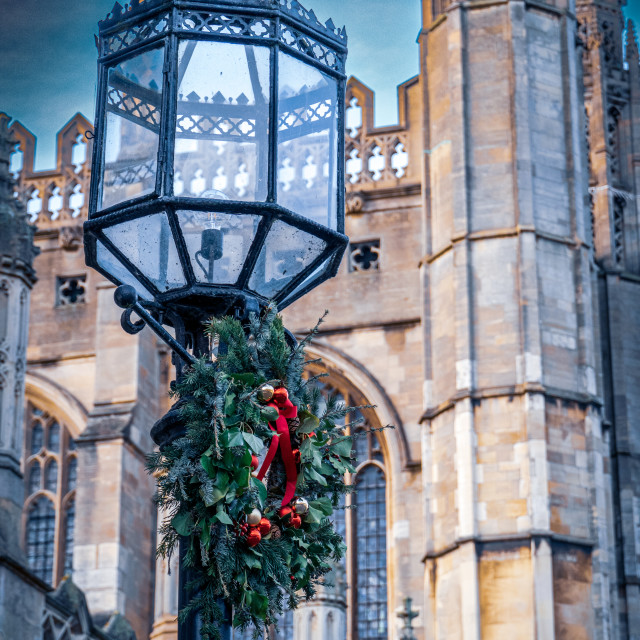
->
xmin=84 ymin=0 xmax=348 ymax=337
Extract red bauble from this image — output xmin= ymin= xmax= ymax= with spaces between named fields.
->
xmin=272 ymin=387 xmax=289 ymax=407
xmin=279 ymin=506 xmax=293 ymax=520
xmin=290 ymin=514 xmax=302 ymax=529
xmin=259 ymin=517 xmax=272 ymax=536
xmin=251 ymin=455 xmax=259 ymax=471
xmin=246 ymin=528 xmax=262 ymax=548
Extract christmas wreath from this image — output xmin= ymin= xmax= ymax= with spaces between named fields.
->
xmin=147 ymin=307 xmax=364 ymax=639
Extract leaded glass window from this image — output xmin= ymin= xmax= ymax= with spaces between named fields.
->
xmin=23 ymin=402 xmax=78 ymax=586
xmin=26 ymin=497 xmax=55 ymax=584
xmin=63 ymin=500 xmax=75 ymax=576
xmin=28 ymin=462 xmax=40 ymax=494
xmin=353 ymin=466 xmax=387 ymax=640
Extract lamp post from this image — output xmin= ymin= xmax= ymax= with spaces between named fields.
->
xmin=83 ymin=0 xmax=347 ymax=637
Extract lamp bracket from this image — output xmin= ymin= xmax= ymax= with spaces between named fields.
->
xmin=114 ymin=285 xmax=197 ymax=366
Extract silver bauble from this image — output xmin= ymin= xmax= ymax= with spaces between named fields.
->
xmin=294 ymin=497 xmax=309 ymax=515
xmin=247 ymin=508 xmax=262 ymax=526
xmin=257 ymin=384 xmax=275 ymax=402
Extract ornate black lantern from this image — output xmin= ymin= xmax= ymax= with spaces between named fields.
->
xmin=84 ymin=0 xmax=347 ymax=361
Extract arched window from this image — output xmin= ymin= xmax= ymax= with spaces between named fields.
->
xmin=23 ymin=402 xmax=78 ymax=585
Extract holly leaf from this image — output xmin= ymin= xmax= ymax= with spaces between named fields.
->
xmin=261 ymin=406 xmax=279 ymax=422
xmin=172 ymin=512 xmax=193 ymax=536
xmin=251 ymin=476 xmax=267 ymax=508
xmin=243 ymin=432 xmax=264 ymax=454
xmin=297 ymin=411 xmax=320 ymax=434
xmin=306 ymin=466 xmax=328 ymax=486
xmin=310 ymin=497 xmax=333 ymax=516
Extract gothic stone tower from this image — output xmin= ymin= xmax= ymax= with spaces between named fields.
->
xmin=579 ymin=0 xmax=640 ymax=635
xmin=0 ymin=112 xmax=40 ymax=638
xmin=418 ymin=0 xmax=616 ymax=637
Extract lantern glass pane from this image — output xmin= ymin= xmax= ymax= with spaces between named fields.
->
xmin=278 ymin=252 xmax=333 ymax=307
xmin=174 ymin=41 xmax=270 ymax=202
xmin=103 ymin=213 xmax=186 ymax=291
xmin=96 ymin=240 xmax=154 ymax=300
xmin=249 ymin=220 xmax=326 ymax=298
xmin=176 ymin=210 xmax=262 ymax=285
xmin=277 ymin=52 xmax=338 ymax=230
xmin=100 ymin=47 xmax=164 ymax=210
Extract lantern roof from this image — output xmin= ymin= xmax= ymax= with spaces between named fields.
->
xmin=98 ymin=0 xmax=347 ymax=46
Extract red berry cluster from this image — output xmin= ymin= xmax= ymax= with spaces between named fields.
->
xmin=236 ymin=516 xmax=272 ymax=548
xmin=278 ymin=505 xmax=302 ymax=529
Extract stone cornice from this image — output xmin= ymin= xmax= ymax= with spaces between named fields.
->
xmin=0 ymin=254 xmax=37 ymax=286
xmin=421 ymin=382 xmax=603 ymax=422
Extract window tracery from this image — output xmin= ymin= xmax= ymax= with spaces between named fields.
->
xmin=23 ymin=402 xmax=78 ymax=585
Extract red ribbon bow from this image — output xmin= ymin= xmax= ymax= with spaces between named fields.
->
xmin=256 ymin=387 xmax=298 ymax=507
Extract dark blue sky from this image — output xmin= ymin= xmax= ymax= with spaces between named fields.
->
xmin=0 ymin=0 xmax=637 ymax=171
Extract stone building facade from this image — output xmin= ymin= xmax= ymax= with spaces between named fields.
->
xmin=1 ymin=0 xmax=640 ymax=638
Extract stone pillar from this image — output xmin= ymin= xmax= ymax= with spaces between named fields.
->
xmin=292 ymin=565 xmax=347 ymax=640
xmin=73 ymin=281 xmax=163 ymax=638
xmin=419 ymin=1 xmax=611 ymax=638
xmin=0 ymin=112 xmax=41 ymax=639
xmin=150 ymin=505 xmax=179 ymax=640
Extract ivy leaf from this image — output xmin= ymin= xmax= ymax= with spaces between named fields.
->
xmin=243 ymin=553 xmax=262 ymax=570
xmin=261 ymin=406 xmax=279 ymax=422
xmin=224 ymin=415 xmax=242 ymax=427
xmin=331 ymin=438 xmax=353 ymax=458
xmin=235 ymin=467 xmax=250 ymax=489
xmin=215 ymin=507 xmax=233 ymax=525
xmin=230 ymin=373 xmax=256 ymax=386
xmin=251 ymin=476 xmax=267 ymax=508
xmin=297 ymin=410 xmax=320 ymax=434
xmin=247 ymin=591 xmax=268 ymax=619
xmin=304 ymin=505 xmax=324 ymax=524
xmin=201 ymin=519 xmax=211 ymax=546
xmin=243 ymin=432 xmax=264 ymax=454
xmin=214 ymin=471 xmax=230 ymax=492
xmin=224 ymin=393 xmax=237 ymax=416
xmin=200 ymin=455 xmax=216 ymax=478
xmin=172 ymin=512 xmax=193 ymax=536
xmin=310 ymin=497 xmax=333 ymax=516
xmin=240 ymin=448 xmax=253 ymax=467
xmin=223 ymin=428 xmax=245 ymax=448
xmin=225 ymin=481 xmax=238 ymax=504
